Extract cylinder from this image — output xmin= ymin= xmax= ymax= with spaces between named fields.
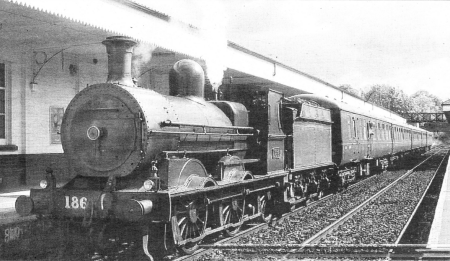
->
xmin=102 ymin=36 xmax=137 ymax=86
xmin=115 ymin=199 xmax=153 ymax=221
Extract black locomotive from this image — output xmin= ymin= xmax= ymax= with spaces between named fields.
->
xmin=15 ymin=36 xmax=433 ymax=257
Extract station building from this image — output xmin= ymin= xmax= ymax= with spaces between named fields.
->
xmin=0 ymin=0 xmax=407 ymax=190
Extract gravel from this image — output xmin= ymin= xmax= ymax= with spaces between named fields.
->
xmin=206 ymin=150 xmax=447 ymax=260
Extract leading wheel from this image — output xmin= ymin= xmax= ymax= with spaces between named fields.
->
xmin=221 ymin=196 xmax=245 ymax=237
xmin=172 ymin=199 xmax=208 ymax=255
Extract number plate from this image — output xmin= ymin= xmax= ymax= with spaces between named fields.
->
xmin=272 ymin=147 xmax=282 ymax=159
xmin=64 ymin=195 xmax=88 ymax=210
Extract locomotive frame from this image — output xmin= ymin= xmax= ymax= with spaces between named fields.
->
xmin=15 ymin=36 xmax=434 ymax=258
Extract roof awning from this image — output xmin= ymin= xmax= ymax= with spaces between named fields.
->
xmin=2 ymin=0 xmax=408 ymax=123
xmin=4 ymin=0 xmax=218 ymax=59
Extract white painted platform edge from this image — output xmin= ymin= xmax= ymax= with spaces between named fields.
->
xmin=427 ymin=156 xmax=450 ymax=248
xmin=0 ymin=191 xmax=30 ymax=197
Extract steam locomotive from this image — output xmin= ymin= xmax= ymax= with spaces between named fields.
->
xmin=15 ymin=36 xmax=433 ymax=257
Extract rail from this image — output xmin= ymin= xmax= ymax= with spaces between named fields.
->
xmin=190 ymin=147 xmax=448 ymax=261
xmin=394 ymin=150 xmax=449 ymax=245
xmin=175 ymin=172 xmax=384 ymax=261
xmin=300 ymin=150 xmax=442 ymax=247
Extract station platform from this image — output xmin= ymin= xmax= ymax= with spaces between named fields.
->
xmin=427 ymin=156 xmax=450 ymax=250
xmin=0 ymin=190 xmax=36 ymax=225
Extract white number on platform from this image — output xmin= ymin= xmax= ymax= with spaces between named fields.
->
xmin=65 ymin=196 xmax=87 ymax=209
xmin=4 ymin=226 xmax=23 ymax=243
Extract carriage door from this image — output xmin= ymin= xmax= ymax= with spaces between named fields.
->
xmin=367 ymin=121 xmax=373 ymax=158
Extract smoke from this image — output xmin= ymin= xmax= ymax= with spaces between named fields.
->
xmin=197 ymin=2 xmax=228 ymax=93
xmin=132 ymin=42 xmax=156 ymax=79
xmin=203 ymin=35 xmax=227 ymax=93
xmin=129 ymin=1 xmax=229 ymax=91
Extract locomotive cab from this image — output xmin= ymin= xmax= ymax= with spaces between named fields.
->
xmin=220 ymin=85 xmax=286 ymax=175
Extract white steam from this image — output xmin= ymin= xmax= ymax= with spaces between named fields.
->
xmin=202 ymin=35 xmax=227 ymax=93
xmin=132 ymin=42 xmax=156 ymax=79
xmin=131 ymin=1 xmax=229 ymax=92
xmin=197 ymin=1 xmax=228 ymax=93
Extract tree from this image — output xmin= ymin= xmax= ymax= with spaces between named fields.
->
xmin=363 ymin=84 xmax=412 ymax=114
xmin=338 ymin=84 xmax=362 ymax=98
xmin=409 ymin=90 xmax=442 ymax=113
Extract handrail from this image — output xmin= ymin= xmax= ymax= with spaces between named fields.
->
xmin=160 ymin=120 xmax=254 ymax=131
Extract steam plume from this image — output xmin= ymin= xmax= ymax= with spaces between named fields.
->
xmin=132 ymin=42 xmax=156 ymax=79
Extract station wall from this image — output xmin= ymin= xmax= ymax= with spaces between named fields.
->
xmin=0 ymin=47 xmax=185 ymax=191
xmin=0 ymin=48 xmax=108 ymax=189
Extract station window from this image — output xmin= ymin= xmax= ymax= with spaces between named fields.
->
xmin=0 ymin=60 xmax=12 ymax=147
xmin=0 ymin=62 xmax=6 ymax=140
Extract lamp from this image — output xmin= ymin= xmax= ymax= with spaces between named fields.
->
xmin=30 ymin=82 xmax=37 ymax=92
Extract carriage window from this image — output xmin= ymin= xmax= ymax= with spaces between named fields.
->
xmin=373 ymin=123 xmax=377 ymax=140
xmin=362 ymin=120 xmax=366 ymax=139
xmin=377 ymin=123 xmax=380 ymax=140
xmin=357 ymin=118 xmax=360 ymax=139
xmin=348 ymin=116 xmax=353 ymax=139
xmin=352 ymin=118 xmax=357 ymax=139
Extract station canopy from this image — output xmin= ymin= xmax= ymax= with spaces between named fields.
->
xmin=0 ymin=0 xmax=408 ymax=123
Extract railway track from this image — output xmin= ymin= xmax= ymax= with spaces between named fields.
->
xmin=170 ymin=189 xmax=335 ymax=261
xmin=170 ymin=166 xmax=388 ymax=261
xmin=183 ymin=147 xmax=449 ymax=260
xmin=299 ymin=149 xmax=447 ymax=248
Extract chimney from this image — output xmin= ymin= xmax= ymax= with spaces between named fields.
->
xmin=102 ymin=36 xmax=137 ymax=86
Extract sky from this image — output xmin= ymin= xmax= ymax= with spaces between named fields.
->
xmin=144 ymin=0 xmax=450 ymax=100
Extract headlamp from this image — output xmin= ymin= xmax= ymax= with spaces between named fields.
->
xmin=143 ymin=179 xmax=154 ymax=191
xmin=40 ymin=179 xmax=48 ymax=189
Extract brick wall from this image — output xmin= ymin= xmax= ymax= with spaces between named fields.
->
xmin=0 ymin=153 xmax=74 ymax=190
xmin=0 ymin=45 xmax=205 ymax=191
xmin=23 ymin=153 xmax=74 ymax=186
xmin=0 ymin=154 xmax=25 ymax=190
xmin=25 ymin=51 xmax=107 ymax=154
